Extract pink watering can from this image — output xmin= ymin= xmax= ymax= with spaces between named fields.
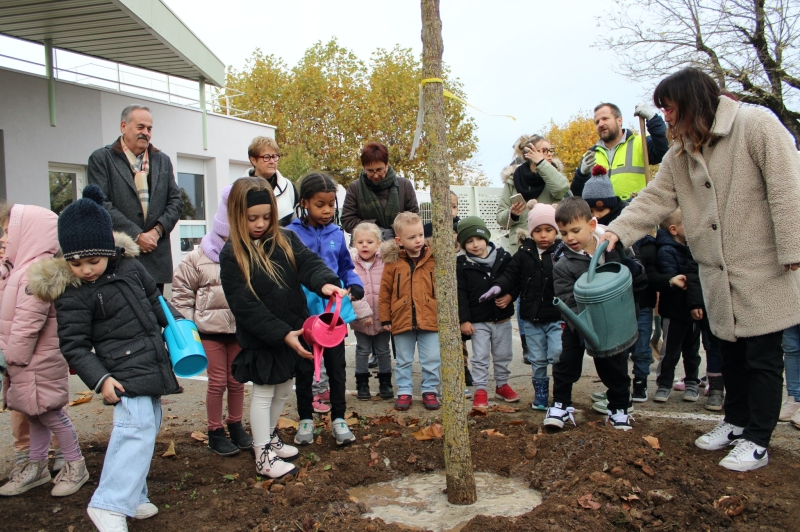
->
xmin=302 ymin=294 xmax=348 ymax=382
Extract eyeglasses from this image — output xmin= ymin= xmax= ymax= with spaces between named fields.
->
xmin=539 ymin=148 xmax=555 ymax=155
xmin=258 ymin=154 xmax=281 ymax=162
xmin=365 ymin=166 xmax=388 ymax=175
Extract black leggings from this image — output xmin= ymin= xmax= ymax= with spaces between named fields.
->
xmin=295 ymin=340 xmax=347 ymax=421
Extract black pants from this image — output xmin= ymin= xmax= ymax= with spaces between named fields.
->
xmin=721 ymin=331 xmax=784 ymax=447
xmin=655 ymin=318 xmax=701 ymax=388
xmin=553 ymin=326 xmax=631 ymax=411
xmin=296 ymin=340 xmax=347 ymax=421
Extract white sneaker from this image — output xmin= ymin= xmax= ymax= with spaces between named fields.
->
xmin=87 ymin=507 xmax=128 ymax=532
xmin=719 ymin=439 xmax=768 ymax=472
xmin=254 ymin=444 xmax=297 ymax=479
xmin=270 ymin=430 xmax=299 ymax=461
xmin=779 ymin=397 xmax=800 ymax=421
xmin=606 ymin=409 xmax=634 ymax=431
xmin=543 ymin=402 xmax=576 ymax=430
xmin=134 ymin=502 xmax=158 ymax=520
xmin=332 ymin=418 xmax=356 ymax=446
xmin=695 ymin=421 xmax=744 ymax=450
xmin=294 ymin=419 xmax=315 ymax=446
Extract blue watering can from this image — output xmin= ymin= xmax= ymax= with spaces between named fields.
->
xmin=553 ymin=240 xmax=638 ymax=358
xmin=158 ymin=296 xmax=208 ymax=378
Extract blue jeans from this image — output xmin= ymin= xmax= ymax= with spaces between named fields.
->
xmin=89 ymin=396 xmax=162 ymax=517
xmin=629 ymin=307 xmax=653 ymax=378
xmin=523 ymin=320 xmax=563 ymax=380
xmin=783 ymin=325 xmax=800 ymax=401
xmin=393 ymin=330 xmax=441 ymax=395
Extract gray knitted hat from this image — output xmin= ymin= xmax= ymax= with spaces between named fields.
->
xmin=582 ymin=164 xmax=619 ymax=210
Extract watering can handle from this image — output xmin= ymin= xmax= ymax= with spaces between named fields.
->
xmin=158 ymin=296 xmax=186 ymax=350
xmin=323 ymin=293 xmax=342 ymax=331
xmin=587 ymin=240 xmax=609 ymax=283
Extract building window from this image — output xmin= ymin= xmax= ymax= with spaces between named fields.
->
xmin=49 ymin=164 xmax=86 ymax=215
xmin=177 ymin=172 xmax=206 ymax=252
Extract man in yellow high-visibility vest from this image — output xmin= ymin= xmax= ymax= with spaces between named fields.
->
xmin=571 ymin=103 xmax=669 ymax=201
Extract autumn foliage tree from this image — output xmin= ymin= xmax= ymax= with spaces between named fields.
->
xmin=223 ymin=39 xmax=482 ymax=186
xmin=542 ymin=113 xmax=597 ymax=179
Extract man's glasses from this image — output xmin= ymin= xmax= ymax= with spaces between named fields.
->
xmin=258 ymin=154 xmax=281 ymax=162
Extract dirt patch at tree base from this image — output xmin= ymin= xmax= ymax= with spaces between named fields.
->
xmin=1 ymin=410 xmax=799 ymax=531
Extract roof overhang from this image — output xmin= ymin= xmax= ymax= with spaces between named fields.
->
xmin=0 ymin=0 xmax=226 ymax=86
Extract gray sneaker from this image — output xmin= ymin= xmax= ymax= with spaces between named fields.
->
xmin=683 ymin=382 xmax=700 ymax=402
xmin=653 ymin=387 xmax=671 ymax=402
xmin=705 ymin=389 xmax=724 ymax=411
xmin=332 ymin=418 xmax=356 ymax=446
xmin=0 ymin=459 xmax=50 ymax=496
xmin=293 ymin=419 xmax=314 ymax=446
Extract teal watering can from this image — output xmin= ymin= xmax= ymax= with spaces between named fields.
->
xmin=553 ymin=240 xmax=638 ymax=358
xmin=158 ymin=296 xmax=208 ymax=378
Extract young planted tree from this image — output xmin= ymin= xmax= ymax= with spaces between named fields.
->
xmin=420 ymin=0 xmax=477 ymax=505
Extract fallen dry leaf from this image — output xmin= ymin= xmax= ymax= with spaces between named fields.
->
xmin=480 ymin=429 xmax=506 ymax=437
xmin=68 ymin=393 xmax=93 ymax=406
xmin=641 ymin=464 xmax=655 ymax=477
xmin=412 ymin=423 xmax=444 ymax=441
xmin=161 ymin=441 xmax=176 ymax=458
xmin=190 ymin=431 xmax=208 ymax=443
xmin=396 ymin=416 xmax=406 ymax=427
xmin=370 ymin=449 xmax=379 ymax=461
xmin=76 ymin=390 xmax=93 ymax=396
xmin=642 ymin=435 xmax=661 ymax=450
xmin=468 ymin=408 xmax=488 ymax=417
xmin=276 ymin=417 xmax=298 ymax=430
xmin=715 ymin=495 xmax=747 ymax=516
xmin=490 ymin=405 xmax=517 ymax=413
xmin=508 ymin=420 xmax=526 ymax=426
xmin=407 ymin=453 xmax=418 ymax=464
xmin=370 ymin=415 xmax=395 ymax=425
xmin=578 ymin=494 xmax=601 ymax=510
xmin=345 ymin=418 xmax=359 ymax=427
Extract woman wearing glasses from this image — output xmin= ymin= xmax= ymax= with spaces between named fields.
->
xmin=497 ymin=135 xmax=570 ymax=255
xmin=342 ymin=142 xmax=419 ymax=240
xmin=245 ymin=137 xmax=299 ymax=227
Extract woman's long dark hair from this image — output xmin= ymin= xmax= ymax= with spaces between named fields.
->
xmin=653 ymin=67 xmax=722 ymax=154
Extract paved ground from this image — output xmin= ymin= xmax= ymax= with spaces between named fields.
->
xmin=2 ymin=320 xmax=799 ymax=478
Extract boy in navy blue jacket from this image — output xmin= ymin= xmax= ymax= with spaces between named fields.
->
xmin=647 ymin=209 xmax=702 ymax=403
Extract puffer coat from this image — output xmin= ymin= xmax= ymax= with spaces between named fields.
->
xmin=349 ymin=248 xmax=387 ymax=336
xmin=172 ymin=246 xmax=235 ymax=335
xmin=0 ymin=205 xmax=66 ymax=416
xmin=28 ymin=232 xmax=181 ymax=399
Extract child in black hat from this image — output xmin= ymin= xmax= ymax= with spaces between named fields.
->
xmin=28 ymin=184 xmax=183 ymax=530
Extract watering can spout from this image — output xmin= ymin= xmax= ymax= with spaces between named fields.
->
xmin=553 ymin=297 xmax=600 ymax=351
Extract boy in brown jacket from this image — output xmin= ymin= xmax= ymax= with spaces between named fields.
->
xmin=379 ymin=212 xmax=441 ymax=411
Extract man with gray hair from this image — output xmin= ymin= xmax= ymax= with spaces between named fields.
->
xmin=87 ymin=104 xmax=183 ymax=292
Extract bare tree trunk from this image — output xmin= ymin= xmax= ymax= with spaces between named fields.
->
xmin=420 ymin=0 xmax=477 ymax=506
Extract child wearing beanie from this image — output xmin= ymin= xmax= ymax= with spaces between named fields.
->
xmin=583 ymin=165 xmax=625 ymax=226
xmin=456 ymin=216 xmax=518 ymax=407
xmin=28 ymin=184 xmax=183 ymax=531
xmin=479 ymin=200 xmax=563 ymax=410
xmin=172 ymin=185 xmax=253 ymax=457
xmin=0 ymin=204 xmax=88 ymax=498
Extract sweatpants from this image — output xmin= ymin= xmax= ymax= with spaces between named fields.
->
xmin=655 ymin=318 xmax=701 ymax=389
xmin=552 ymin=326 xmax=631 ymax=411
xmin=722 ymin=330 xmax=784 ymax=447
xmin=296 ymin=340 xmax=347 ymax=421
xmin=470 ymin=320 xmax=513 ymax=391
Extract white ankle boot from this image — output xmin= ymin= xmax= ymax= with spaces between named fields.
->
xmin=270 ymin=430 xmax=299 ymax=461
xmin=254 ymin=444 xmax=298 ymax=479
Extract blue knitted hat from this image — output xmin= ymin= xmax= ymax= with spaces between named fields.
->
xmin=582 ymin=164 xmax=619 ymax=211
xmin=58 ymin=185 xmax=116 ymax=260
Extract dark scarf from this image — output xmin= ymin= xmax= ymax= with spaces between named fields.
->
xmin=357 ymin=166 xmax=401 ymax=229
xmin=596 ymin=201 xmax=626 ymax=227
xmin=512 ymin=163 xmax=546 ymax=202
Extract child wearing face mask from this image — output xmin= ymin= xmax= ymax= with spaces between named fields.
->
xmin=286 ymin=173 xmax=363 ymax=448
xmin=28 ymin=185 xmax=181 ymax=529
xmin=349 ymin=222 xmax=393 ymax=400
xmin=480 ymin=201 xmax=562 ymax=410
xmin=220 ymin=177 xmax=345 ymax=479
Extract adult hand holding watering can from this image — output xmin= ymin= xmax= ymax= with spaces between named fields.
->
xmin=284 ymin=283 xmax=349 ymax=360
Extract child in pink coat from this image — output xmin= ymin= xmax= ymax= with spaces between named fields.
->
xmin=0 ymin=204 xmax=87 ymax=497
xmin=350 ymin=222 xmax=393 ymax=400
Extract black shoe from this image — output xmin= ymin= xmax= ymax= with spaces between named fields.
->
xmin=227 ymin=421 xmax=253 ymax=450
xmin=368 ymin=355 xmax=378 ymax=369
xmin=356 ymin=372 xmax=371 ymax=400
xmin=521 ymin=335 xmax=531 ymax=364
xmin=377 ymin=372 xmax=394 ymax=399
xmin=632 ymin=377 xmax=648 ymax=403
xmin=464 ymin=366 xmax=474 ymax=387
xmin=208 ymin=428 xmax=240 ymax=456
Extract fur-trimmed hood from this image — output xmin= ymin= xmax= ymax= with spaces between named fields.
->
xmin=380 ymin=239 xmax=401 ymax=264
xmin=28 ymin=232 xmax=140 ymax=302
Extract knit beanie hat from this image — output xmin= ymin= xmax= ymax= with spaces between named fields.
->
xmin=526 ymin=200 xmax=558 ymax=234
xmin=582 ymin=164 xmax=619 ymax=210
xmin=457 ymin=216 xmax=491 ymax=249
xmin=58 ymin=184 xmax=116 ymax=260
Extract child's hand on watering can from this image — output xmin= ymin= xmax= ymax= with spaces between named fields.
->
xmin=321 ymin=284 xmax=349 ymax=298
xmin=285 ymin=330 xmax=313 ymax=360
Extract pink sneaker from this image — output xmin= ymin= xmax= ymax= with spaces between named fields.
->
xmin=314 ymin=390 xmax=331 ymax=404
xmin=312 ymin=398 xmax=331 ymax=414
xmin=673 ymin=378 xmax=686 ymax=391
